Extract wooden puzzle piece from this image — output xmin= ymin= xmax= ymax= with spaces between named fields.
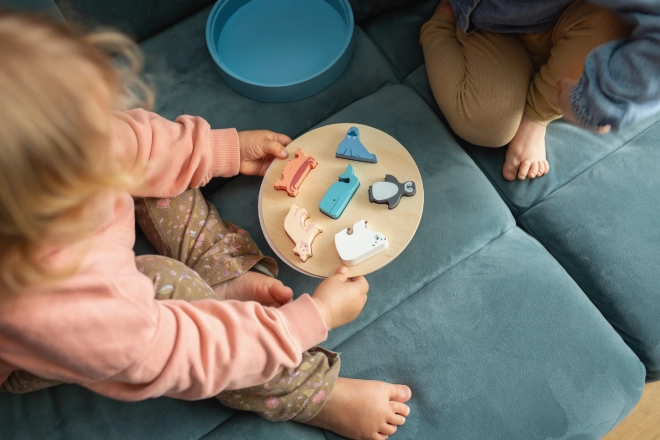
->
xmin=284 ymin=204 xmax=323 ymax=263
xmin=319 ymin=164 xmax=360 ymax=219
xmin=274 ymin=148 xmax=318 ymax=197
xmin=335 ymin=126 xmax=377 ymax=163
xmin=368 ymin=174 xmax=416 ymax=209
xmin=334 ymin=220 xmax=388 ymax=266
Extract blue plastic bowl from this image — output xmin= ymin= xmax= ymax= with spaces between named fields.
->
xmin=206 ymin=0 xmax=355 ymax=103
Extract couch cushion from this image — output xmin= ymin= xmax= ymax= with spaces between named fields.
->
xmin=459 ymin=115 xmax=660 ymax=216
xmin=518 ymin=122 xmax=660 ymax=381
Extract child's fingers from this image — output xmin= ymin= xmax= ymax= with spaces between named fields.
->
xmin=332 ymin=266 xmax=349 ymax=281
xmin=263 ymin=139 xmax=289 ymax=158
xmin=273 ymin=132 xmax=293 ymax=146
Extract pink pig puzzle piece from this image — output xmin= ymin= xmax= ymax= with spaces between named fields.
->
xmin=284 ymin=204 xmax=323 ymax=262
xmin=274 ymin=148 xmax=318 ymax=197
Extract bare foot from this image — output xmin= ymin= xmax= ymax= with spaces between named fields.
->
xmin=304 ymin=378 xmax=412 ymax=440
xmin=212 ymin=271 xmax=293 ymax=307
xmin=503 ymin=114 xmax=550 ymax=181
xmin=435 ymin=0 xmax=454 ymax=17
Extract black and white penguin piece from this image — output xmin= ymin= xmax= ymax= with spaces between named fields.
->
xmin=368 ymin=175 xmax=416 ymax=209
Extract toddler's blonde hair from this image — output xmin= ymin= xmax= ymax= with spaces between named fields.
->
xmin=0 ymin=11 xmax=152 ymax=290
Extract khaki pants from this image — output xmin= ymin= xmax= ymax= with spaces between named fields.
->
xmin=2 ymin=188 xmax=339 ymax=423
xmin=420 ymin=0 xmax=632 ymax=147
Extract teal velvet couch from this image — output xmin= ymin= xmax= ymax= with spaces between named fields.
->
xmin=2 ymin=0 xmax=658 ymax=438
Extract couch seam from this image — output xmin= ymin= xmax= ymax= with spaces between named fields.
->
xmin=360 ymin=29 xmax=406 ymax=82
xmin=459 ymin=144 xmax=521 ymax=216
xmin=516 ymin=118 xmax=660 ymax=218
xmin=197 ymin=413 xmax=239 ymax=440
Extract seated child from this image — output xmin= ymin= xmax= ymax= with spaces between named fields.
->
xmin=421 ymin=0 xmax=659 ymax=181
xmin=0 ymin=11 xmax=411 ymax=440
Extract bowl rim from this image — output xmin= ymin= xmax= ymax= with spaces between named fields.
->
xmin=205 ymin=0 xmax=354 ymax=88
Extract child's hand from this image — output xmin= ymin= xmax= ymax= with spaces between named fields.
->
xmin=311 ymin=267 xmax=369 ymax=330
xmin=238 ymin=130 xmax=292 ymax=176
xmin=557 ymin=77 xmax=610 ymax=134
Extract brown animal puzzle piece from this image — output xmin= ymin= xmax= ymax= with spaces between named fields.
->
xmin=284 ymin=204 xmax=322 ymax=262
xmin=274 ymin=148 xmax=318 ymax=197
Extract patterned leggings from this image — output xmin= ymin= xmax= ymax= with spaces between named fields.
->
xmin=1 ymin=188 xmax=339 ymax=423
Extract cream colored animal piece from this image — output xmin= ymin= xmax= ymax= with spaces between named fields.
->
xmin=334 ymin=220 xmax=388 ymax=266
xmin=284 ymin=204 xmax=323 ymax=262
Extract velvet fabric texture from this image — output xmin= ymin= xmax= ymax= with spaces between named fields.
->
xmin=0 ymin=0 xmax=657 ymax=438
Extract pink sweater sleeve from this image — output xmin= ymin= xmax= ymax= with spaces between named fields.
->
xmin=113 ymin=109 xmax=241 ymax=197
xmin=0 ymin=269 xmax=329 ymax=400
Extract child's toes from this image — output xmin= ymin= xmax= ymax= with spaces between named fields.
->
xmin=528 ymin=161 xmax=540 ymax=178
xmin=390 ymin=401 xmax=410 ymax=417
xmin=380 ymin=423 xmax=397 ymax=436
xmin=517 ymin=160 xmax=532 ymax=180
xmin=388 ymin=413 xmax=406 ymax=426
xmin=538 ymin=161 xmax=546 ymax=175
xmin=502 ymin=156 xmax=521 ymax=181
xmin=389 ymin=384 xmax=412 ymax=402
xmin=543 ymin=160 xmax=550 ymax=174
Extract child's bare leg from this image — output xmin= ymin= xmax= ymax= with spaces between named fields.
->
xmin=304 ymin=377 xmax=411 ymax=440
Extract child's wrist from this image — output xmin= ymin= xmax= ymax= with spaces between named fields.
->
xmin=311 ymin=296 xmax=333 ymax=330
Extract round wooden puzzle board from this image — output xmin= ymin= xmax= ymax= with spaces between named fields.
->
xmin=258 ymin=123 xmax=424 ymax=278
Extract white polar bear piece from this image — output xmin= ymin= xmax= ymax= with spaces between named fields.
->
xmin=334 ymin=220 xmax=388 ymax=266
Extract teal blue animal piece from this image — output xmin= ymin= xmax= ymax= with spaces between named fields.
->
xmin=319 ymin=164 xmax=360 ymax=219
xmin=336 ymin=126 xmax=377 ymax=163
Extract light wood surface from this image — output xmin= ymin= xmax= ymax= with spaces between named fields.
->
xmin=259 ymin=123 xmax=424 ymax=278
xmin=605 ymin=381 xmax=660 ymax=440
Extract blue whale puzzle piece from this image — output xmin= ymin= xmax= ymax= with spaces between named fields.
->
xmin=319 ymin=164 xmax=360 ymax=219
xmin=336 ymin=126 xmax=377 ymax=163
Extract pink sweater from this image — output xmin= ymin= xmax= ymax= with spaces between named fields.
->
xmin=0 ymin=110 xmax=328 ymax=400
